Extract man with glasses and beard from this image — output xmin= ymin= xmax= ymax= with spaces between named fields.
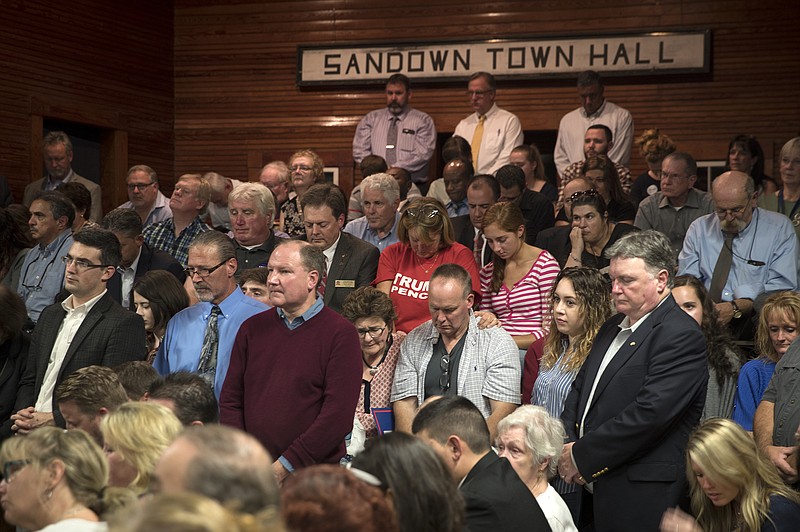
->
xmin=391 ymin=264 xmax=519 ymax=441
xmin=679 ymin=171 xmax=799 ymax=332
xmin=154 ymin=231 xmax=268 ymax=399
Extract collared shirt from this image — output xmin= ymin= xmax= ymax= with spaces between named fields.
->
xmin=762 ymin=341 xmax=800 ymax=446
xmin=142 ymin=216 xmax=209 ymax=267
xmin=347 ymin=183 xmax=421 ymax=223
xmin=678 ymin=208 xmax=800 ymax=301
xmin=119 ymin=248 xmax=142 ymax=309
xmin=453 ymin=104 xmax=524 ymax=175
xmin=17 ymin=229 xmax=74 ymax=323
xmin=42 ymin=169 xmax=75 ymax=191
xmin=634 ymin=188 xmax=715 ymax=256
xmin=391 ymin=312 xmax=521 ymax=417
xmin=353 ymin=107 xmax=437 ymax=183
xmin=207 ymin=179 xmax=243 ymax=230
xmin=322 ymin=234 xmax=341 ymax=275
xmin=155 ymin=287 xmax=269 ymax=398
xmin=277 ymin=296 xmax=324 ymax=330
xmin=34 ymin=289 xmax=107 ymax=411
xmin=120 ymin=190 xmax=173 ymax=229
xmin=553 ymin=99 xmax=634 ymax=176
xmin=446 ymin=198 xmax=469 ymax=218
xmin=233 ymin=231 xmax=283 ymax=272
xmin=344 ymin=212 xmax=400 ymax=252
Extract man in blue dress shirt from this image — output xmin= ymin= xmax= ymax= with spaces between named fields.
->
xmin=344 ymin=173 xmax=401 ymax=252
xmin=155 ymin=231 xmax=268 ymax=399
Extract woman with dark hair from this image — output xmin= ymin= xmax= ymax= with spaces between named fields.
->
xmin=281 ymin=149 xmax=326 ymax=237
xmin=58 ymin=181 xmax=96 ymax=232
xmin=561 ymin=189 xmax=638 ymax=272
xmin=581 ymin=156 xmax=636 ymax=224
xmin=0 ymin=207 xmax=34 ymax=288
xmin=376 ymin=197 xmax=480 ymax=333
xmin=0 ymin=285 xmax=29 ymax=441
xmin=340 ymin=287 xmax=405 ymax=454
xmin=350 ymin=432 xmax=465 ymax=532
xmin=732 ymin=291 xmax=800 ymax=431
xmin=281 ymin=464 xmax=399 ymax=532
xmin=510 ymin=143 xmax=558 ymax=202
xmin=524 ymin=267 xmax=611 ymax=517
xmin=630 ymin=128 xmax=676 ymax=204
xmin=660 ymin=418 xmax=800 ymax=532
xmin=726 ymin=133 xmax=777 ymax=195
xmin=132 ymin=270 xmax=190 ymax=363
xmin=673 ymin=275 xmax=743 ymax=419
xmin=479 ymin=202 xmax=560 ymax=353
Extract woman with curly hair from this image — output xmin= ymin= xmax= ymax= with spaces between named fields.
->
xmin=673 ymin=275 xmax=743 ymax=419
xmin=523 ymin=267 xmax=611 ymax=518
xmin=660 ymin=418 xmax=800 ymax=532
xmin=630 ymin=128 xmax=676 ymax=204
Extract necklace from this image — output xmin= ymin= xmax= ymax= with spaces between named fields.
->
xmin=362 ymin=335 xmax=392 ymax=376
xmin=416 ymin=252 xmax=441 ymax=274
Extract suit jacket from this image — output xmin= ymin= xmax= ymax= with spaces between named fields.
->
xmin=107 ymin=243 xmax=186 ymax=309
xmin=561 ymin=295 xmax=707 ymax=532
xmin=460 ymin=452 xmax=551 ymax=532
xmin=0 ymin=175 xmax=13 ymax=206
xmin=518 ymin=189 xmax=556 ymax=246
xmin=451 ymin=215 xmax=493 ymax=269
xmin=0 ymin=334 xmax=30 ymax=441
xmin=23 ymin=172 xmax=103 ymax=221
xmin=7 ymin=291 xmax=146 ymax=432
xmin=324 ymin=232 xmax=380 ymax=313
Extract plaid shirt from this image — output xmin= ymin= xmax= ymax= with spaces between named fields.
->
xmin=143 ymin=216 xmax=209 ymax=267
xmin=391 ymin=312 xmax=521 ymax=417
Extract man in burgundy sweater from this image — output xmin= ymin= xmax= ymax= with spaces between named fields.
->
xmin=219 ymin=240 xmax=361 ymax=485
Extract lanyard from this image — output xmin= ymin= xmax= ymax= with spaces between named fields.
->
xmin=777 ymin=190 xmax=800 ymax=222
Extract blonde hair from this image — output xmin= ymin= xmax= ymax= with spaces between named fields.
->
xmin=541 ymin=268 xmax=611 ymax=372
xmin=636 ymin=128 xmax=676 ymax=165
xmin=756 ymin=291 xmax=800 ymax=363
xmin=687 ymin=418 xmax=800 ymax=532
xmin=289 ymin=149 xmax=325 ymax=184
xmin=397 ymin=197 xmax=455 ymax=248
xmin=101 ymin=401 xmax=182 ymax=493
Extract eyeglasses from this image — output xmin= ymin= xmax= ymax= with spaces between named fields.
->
xmin=62 ymin=255 xmax=111 ymax=271
xmin=356 ymin=326 xmax=386 ymax=339
xmin=567 ymin=189 xmax=600 ymax=203
xmin=126 ymin=182 xmax=156 ymax=191
xmin=1 ymin=460 xmax=30 ymax=483
xmin=290 ymin=165 xmax=312 ymax=172
xmin=405 ymin=205 xmax=440 ymax=220
xmin=715 ymin=206 xmax=748 ymax=218
xmin=439 ymin=353 xmax=451 ymax=392
xmin=184 ymin=259 xmax=228 ymax=278
xmin=660 ymin=172 xmax=689 ymax=181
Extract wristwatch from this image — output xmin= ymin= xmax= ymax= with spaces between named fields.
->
xmin=731 ymin=300 xmax=743 ymax=320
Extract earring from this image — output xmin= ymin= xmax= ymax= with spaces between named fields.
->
xmin=45 ymin=488 xmax=53 ymax=500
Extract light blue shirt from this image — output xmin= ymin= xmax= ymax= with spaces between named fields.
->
xmin=679 ymin=208 xmax=799 ymax=300
xmin=446 ymin=198 xmax=469 ymax=217
xmin=17 ymin=229 xmax=74 ymax=323
xmin=120 ymin=190 xmax=172 ymax=228
xmin=276 ymin=296 xmax=324 ymax=330
xmin=155 ymin=287 xmax=269 ymax=398
xmin=344 ymin=212 xmax=400 ymax=252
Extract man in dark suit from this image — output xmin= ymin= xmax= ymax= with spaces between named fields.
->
xmin=5 ymin=227 xmax=146 ymax=437
xmin=451 ymin=174 xmax=500 ymax=269
xmin=301 ymin=184 xmax=379 ymax=313
xmin=495 ymin=164 xmax=555 ymax=245
xmin=559 ymin=230 xmax=707 ymax=532
xmin=413 ymin=395 xmax=550 ymax=532
xmin=102 ymin=207 xmax=185 ymax=309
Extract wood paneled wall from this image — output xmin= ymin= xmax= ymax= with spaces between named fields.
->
xmin=174 ymin=0 xmax=799 ymax=197
xmin=0 ymin=0 xmax=174 ymax=211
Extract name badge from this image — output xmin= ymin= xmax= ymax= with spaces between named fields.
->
xmin=335 ymin=279 xmax=356 ymax=288
xmin=402 ymin=128 xmax=416 ymax=135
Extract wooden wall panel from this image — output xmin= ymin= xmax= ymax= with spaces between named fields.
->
xmin=173 ymin=0 xmax=799 ymax=197
xmin=0 ymin=0 xmax=174 ymax=211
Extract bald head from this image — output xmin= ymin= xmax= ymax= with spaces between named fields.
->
xmin=713 ymin=171 xmax=754 ymax=198
xmin=712 ymin=171 xmax=757 ymax=233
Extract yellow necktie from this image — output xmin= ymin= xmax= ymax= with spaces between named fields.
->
xmin=471 ymin=115 xmax=485 ymax=170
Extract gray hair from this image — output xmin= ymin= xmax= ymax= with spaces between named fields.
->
xmin=43 ymin=131 xmax=73 ymax=155
xmin=188 ymin=231 xmax=235 ymax=262
xmin=496 ymin=405 xmax=565 ymax=480
xmin=360 ymin=173 xmax=400 ymax=205
xmin=663 ymin=151 xmax=698 ymax=177
xmin=202 ymin=172 xmax=228 ymax=195
xmin=431 ymin=263 xmax=472 ymax=298
xmin=127 ymin=164 xmax=159 ymax=184
xmin=261 ymin=161 xmax=290 ymax=183
xmin=605 ymin=230 xmax=676 ymax=287
xmin=228 ymin=182 xmax=275 ymax=218
xmin=179 ymin=425 xmax=279 ymax=514
xmin=780 ymin=137 xmax=800 ymax=161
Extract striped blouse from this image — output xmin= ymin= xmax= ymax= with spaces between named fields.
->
xmin=479 ymin=250 xmax=560 ymax=340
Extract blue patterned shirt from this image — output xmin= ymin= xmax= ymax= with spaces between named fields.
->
xmin=143 ymin=216 xmax=209 ymax=267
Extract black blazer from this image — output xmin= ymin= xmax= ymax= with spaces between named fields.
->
xmin=8 ymin=292 xmax=146 ymax=430
xmin=562 ymin=295 xmax=707 ymax=532
xmin=324 ymin=232 xmax=380 ymax=313
xmin=518 ymin=189 xmax=556 ymax=246
xmin=451 ymin=215 xmax=493 ymax=269
xmin=0 ymin=334 xmax=30 ymax=441
xmin=460 ymin=452 xmax=551 ymax=532
xmin=107 ymin=243 xmax=186 ymax=309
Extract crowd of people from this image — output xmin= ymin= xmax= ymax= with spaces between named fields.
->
xmin=1 ymin=68 xmax=800 ymax=532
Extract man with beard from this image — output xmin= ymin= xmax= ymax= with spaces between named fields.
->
xmin=154 ymin=231 xmax=268 ymax=399
xmin=353 ymin=74 xmax=436 ymax=186
xmin=679 ymin=171 xmax=799 ymax=330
